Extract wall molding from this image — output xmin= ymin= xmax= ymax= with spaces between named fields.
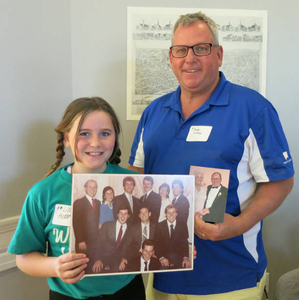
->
xmin=0 ymin=216 xmax=20 ymax=272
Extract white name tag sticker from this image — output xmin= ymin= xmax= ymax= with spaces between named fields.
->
xmin=52 ymin=204 xmax=72 ymax=226
xmin=186 ymin=126 xmax=212 ymax=142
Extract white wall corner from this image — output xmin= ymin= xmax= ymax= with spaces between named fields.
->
xmin=0 ymin=216 xmax=20 ymax=272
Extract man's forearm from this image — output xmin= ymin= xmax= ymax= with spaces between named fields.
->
xmin=235 ymin=177 xmax=294 ymax=235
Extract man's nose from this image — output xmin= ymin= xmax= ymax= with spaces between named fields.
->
xmin=185 ymin=47 xmax=197 ymax=63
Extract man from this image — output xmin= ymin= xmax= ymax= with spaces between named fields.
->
xmin=73 ymin=179 xmax=101 ymax=273
xmin=202 ymin=172 xmax=228 ymax=223
xmin=129 ymin=11 xmax=294 ymax=299
xmin=113 ymin=176 xmax=140 ymax=224
xmin=171 ymin=179 xmax=189 ymax=224
xmin=127 ymin=239 xmax=160 ymax=272
xmin=119 ymin=205 xmax=156 ymax=271
xmin=154 ymin=204 xmax=191 ymax=269
xmin=92 ymin=206 xmax=130 ymax=273
xmin=140 ymin=176 xmax=161 ymax=224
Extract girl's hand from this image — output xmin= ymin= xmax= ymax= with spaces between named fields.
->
xmin=55 ymin=253 xmax=89 ymax=283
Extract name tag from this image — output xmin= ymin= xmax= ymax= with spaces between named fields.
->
xmin=186 ymin=126 xmax=212 ymax=142
xmin=52 ymin=204 xmax=71 ymax=226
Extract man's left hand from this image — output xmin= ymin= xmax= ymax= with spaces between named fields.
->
xmin=194 ymin=213 xmax=239 ymax=241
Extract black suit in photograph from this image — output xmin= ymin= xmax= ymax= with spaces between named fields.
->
xmin=202 ymin=184 xmax=228 ymax=223
xmin=127 ymin=255 xmax=160 ymax=272
xmin=172 ymin=194 xmax=190 ymax=224
xmin=154 ymin=219 xmax=189 ymax=269
xmin=140 ymin=190 xmax=161 ymax=224
xmin=73 ymin=196 xmax=101 ymax=272
xmin=113 ymin=193 xmax=140 ymax=225
xmin=94 ymin=220 xmax=130 ymax=273
xmin=121 ymin=222 xmax=156 ymax=261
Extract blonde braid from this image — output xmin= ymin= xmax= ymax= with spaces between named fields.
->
xmin=44 ymin=132 xmax=65 ymax=178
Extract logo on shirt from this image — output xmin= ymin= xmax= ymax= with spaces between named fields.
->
xmin=283 ymin=151 xmax=292 ymax=165
xmin=283 ymin=151 xmax=289 ymax=160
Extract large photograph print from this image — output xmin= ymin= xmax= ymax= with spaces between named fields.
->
xmin=70 ymin=174 xmax=194 ymax=276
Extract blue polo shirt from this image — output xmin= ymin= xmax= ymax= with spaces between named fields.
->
xmin=129 ymin=72 xmax=294 ymax=295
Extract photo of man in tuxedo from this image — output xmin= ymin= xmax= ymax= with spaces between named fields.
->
xmin=154 ymin=204 xmax=191 ymax=269
xmin=140 ymin=176 xmax=161 ymax=224
xmin=127 ymin=239 xmax=160 ymax=272
xmin=171 ymin=179 xmax=189 ymax=224
xmin=202 ymin=172 xmax=228 ymax=223
xmin=113 ymin=176 xmax=140 ymax=225
xmin=73 ymin=179 xmax=101 ymax=273
xmin=119 ymin=205 xmax=156 ymax=271
xmin=92 ymin=206 xmax=131 ymax=273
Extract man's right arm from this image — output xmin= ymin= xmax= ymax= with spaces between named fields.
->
xmin=127 ymin=165 xmax=144 ymax=174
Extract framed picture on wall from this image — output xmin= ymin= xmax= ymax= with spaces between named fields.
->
xmin=127 ymin=7 xmax=267 ymax=120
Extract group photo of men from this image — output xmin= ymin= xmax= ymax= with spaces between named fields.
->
xmin=71 ymin=173 xmax=194 ymax=275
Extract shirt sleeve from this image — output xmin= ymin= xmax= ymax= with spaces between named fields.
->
xmin=8 ymin=190 xmax=47 ymax=254
xmin=249 ymin=103 xmax=294 ymax=182
xmin=129 ymin=114 xmax=146 ymax=168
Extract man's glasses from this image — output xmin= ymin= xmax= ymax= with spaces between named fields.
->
xmin=170 ymin=43 xmax=218 ymax=58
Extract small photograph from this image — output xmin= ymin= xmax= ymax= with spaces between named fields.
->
xmin=190 ymin=166 xmax=230 ymax=223
xmin=70 ymin=174 xmax=194 ymax=277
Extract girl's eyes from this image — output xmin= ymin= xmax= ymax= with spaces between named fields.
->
xmin=79 ymin=131 xmax=111 ymax=137
xmin=79 ymin=132 xmax=90 ymax=137
xmin=101 ymin=132 xmax=110 ymax=137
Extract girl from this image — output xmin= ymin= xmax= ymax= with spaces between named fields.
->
xmin=158 ymin=183 xmax=171 ymax=223
xmin=99 ymin=186 xmax=115 ymax=229
xmin=8 ymin=97 xmax=145 ymax=300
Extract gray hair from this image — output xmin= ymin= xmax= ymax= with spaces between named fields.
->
xmin=171 ymin=11 xmax=219 ymax=46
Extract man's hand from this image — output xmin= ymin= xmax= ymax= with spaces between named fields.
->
xmin=159 ymin=257 xmax=169 ymax=267
xmin=196 ymin=208 xmax=210 ymax=217
xmin=194 ymin=213 xmax=239 ymax=241
xmin=194 ymin=178 xmax=294 ymax=241
xmin=92 ymin=260 xmax=103 ymax=273
xmin=78 ymin=241 xmax=87 ymax=251
xmin=54 ymin=253 xmax=89 ymax=283
xmin=119 ymin=258 xmax=128 ymax=271
xmin=182 ymin=257 xmax=191 ymax=268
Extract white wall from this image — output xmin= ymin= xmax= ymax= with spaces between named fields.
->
xmin=0 ymin=0 xmax=72 ymax=299
xmin=1 ymin=0 xmax=298 ymax=299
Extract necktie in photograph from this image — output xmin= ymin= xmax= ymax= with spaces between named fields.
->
xmin=172 ymin=198 xmax=176 ymax=205
xmin=170 ymin=224 xmax=174 ymax=238
xmin=92 ymin=198 xmax=96 ymax=210
xmin=142 ymin=226 xmax=147 ymax=242
xmin=129 ymin=195 xmax=133 ymax=212
xmin=144 ymin=261 xmax=148 ymax=271
xmin=116 ymin=225 xmax=123 ymax=246
xmin=143 ymin=194 xmax=147 ymax=202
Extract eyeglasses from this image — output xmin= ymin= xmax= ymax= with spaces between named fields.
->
xmin=170 ymin=43 xmax=219 ymax=58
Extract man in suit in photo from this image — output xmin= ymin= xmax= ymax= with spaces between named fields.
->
xmin=119 ymin=205 xmax=156 ymax=271
xmin=154 ymin=204 xmax=191 ymax=269
xmin=113 ymin=176 xmax=140 ymax=225
xmin=202 ymin=172 xmax=228 ymax=223
xmin=73 ymin=179 xmax=101 ymax=273
xmin=171 ymin=179 xmax=189 ymax=224
xmin=140 ymin=176 xmax=161 ymax=224
xmin=92 ymin=205 xmax=131 ymax=273
xmin=127 ymin=239 xmax=160 ymax=272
